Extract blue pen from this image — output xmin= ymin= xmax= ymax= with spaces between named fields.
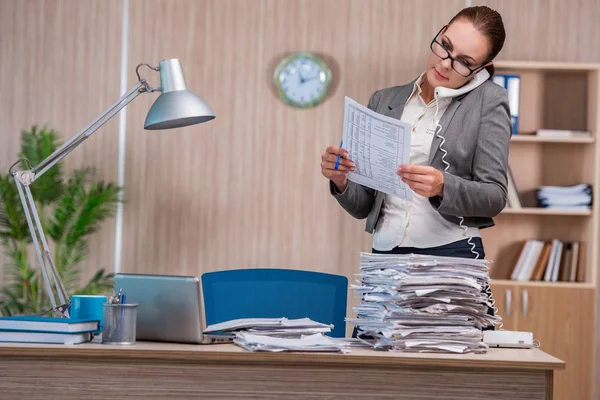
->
xmin=334 ymin=140 xmax=343 ymax=170
xmin=119 ymin=291 xmax=126 ymax=341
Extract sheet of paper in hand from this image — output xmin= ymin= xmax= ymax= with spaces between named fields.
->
xmin=342 ymin=96 xmax=412 ymax=199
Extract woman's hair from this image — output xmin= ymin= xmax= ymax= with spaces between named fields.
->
xmin=448 ymin=6 xmax=506 ymax=78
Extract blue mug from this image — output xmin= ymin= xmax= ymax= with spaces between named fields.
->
xmin=69 ymin=295 xmax=108 ymax=335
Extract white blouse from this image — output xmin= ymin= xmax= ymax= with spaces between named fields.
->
xmin=372 ymin=72 xmax=481 ymax=251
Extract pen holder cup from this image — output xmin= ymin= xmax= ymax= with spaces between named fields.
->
xmin=101 ymin=303 xmax=138 ymax=345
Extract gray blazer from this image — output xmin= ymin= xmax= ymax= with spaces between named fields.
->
xmin=330 ymin=78 xmax=512 ymax=233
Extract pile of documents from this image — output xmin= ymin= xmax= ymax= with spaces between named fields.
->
xmin=347 ymin=253 xmax=500 ymax=354
xmin=204 ymin=317 xmax=352 ymax=353
xmin=536 ymin=184 xmax=592 ymax=210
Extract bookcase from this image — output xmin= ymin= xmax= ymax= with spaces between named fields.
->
xmin=482 ymin=61 xmax=599 ymax=400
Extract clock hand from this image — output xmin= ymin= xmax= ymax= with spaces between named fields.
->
xmin=298 ymin=70 xmax=306 ymax=84
xmin=301 ymin=74 xmax=320 ymax=83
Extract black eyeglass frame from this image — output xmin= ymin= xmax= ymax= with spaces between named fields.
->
xmin=430 ymin=25 xmax=489 ymax=78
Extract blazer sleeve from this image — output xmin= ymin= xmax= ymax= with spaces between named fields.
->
xmin=329 ymin=90 xmax=381 ymax=220
xmin=429 ymin=83 xmax=511 ymax=218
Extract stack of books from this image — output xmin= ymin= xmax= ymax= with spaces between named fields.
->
xmin=0 ymin=316 xmax=99 ymax=344
xmin=347 ymin=253 xmax=500 ymax=354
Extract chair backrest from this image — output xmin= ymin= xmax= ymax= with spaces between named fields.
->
xmin=201 ymin=268 xmax=348 ymax=338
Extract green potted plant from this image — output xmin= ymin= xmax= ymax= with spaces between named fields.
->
xmin=0 ymin=125 xmax=121 ymax=316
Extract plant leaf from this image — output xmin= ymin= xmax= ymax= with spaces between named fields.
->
xmin=55 ymin=239 xmax=87 ymax=294
xmin=0 ymin=175 xmax=30 ymax=241
xmin=19 ymin=125 xmax=64 ymax=204
xmin=74 ymin=268 xmax=114 ymax=296
xmin=48 ymin=168 xmax=94 ymax=242
xmin=0 ymin=189 xmax=9 ymax=238
xmin=64 ymin=180 xmax=122 ymax=247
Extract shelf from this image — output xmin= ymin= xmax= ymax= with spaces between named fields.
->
xmin=495 ymin=60 xmax=600 ymax=71
xmin=500 ymin=207 xmax=592 ymax=216
xmin=510 ymin=135 xmax=594 ymax=144
xmin=489 ymin=279 xmax=595 ymax=289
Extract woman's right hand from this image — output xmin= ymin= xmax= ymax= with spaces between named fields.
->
xmin=321 ymin=145 xmax=355 ymax=193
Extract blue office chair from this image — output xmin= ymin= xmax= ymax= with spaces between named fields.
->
xmin=201 ymin=268 xmax=348 ymax=338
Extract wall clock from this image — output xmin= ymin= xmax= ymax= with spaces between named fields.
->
xmin=273 ymin=52 xmax=332 ymax=108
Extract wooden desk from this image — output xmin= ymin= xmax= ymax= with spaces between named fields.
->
xmin=0 ymin=342 xmax=564 ymax=399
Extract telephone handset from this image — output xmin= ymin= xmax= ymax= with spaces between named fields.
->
xmin=434 ymin=68 xmax=490 ymax=99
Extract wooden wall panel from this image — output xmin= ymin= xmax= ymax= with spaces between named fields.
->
xmin=0 ymin=0 xmax=122 ymax=287
xmin=478 ymin=0 xmax=600 ymax=63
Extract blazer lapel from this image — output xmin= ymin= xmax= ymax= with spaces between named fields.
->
xmin=384 ymin=79 xmax=417 ymax=120
xmin=428 ymin=99 xmax=461 ymax=165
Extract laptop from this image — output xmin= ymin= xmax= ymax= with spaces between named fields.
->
xmin=113 ymin=273 xmax=234 ymax=344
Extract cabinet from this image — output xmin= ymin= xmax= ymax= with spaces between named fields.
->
xmin=483 ymin=61 xmax=600 ymax=400
xmin=490 ymin=283 xmax=595 ymax=400
xmin=489 ymin=282 xmax=517 ymax=330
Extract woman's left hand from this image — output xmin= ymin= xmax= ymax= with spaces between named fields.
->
xmin=397 ymin=165 xmax=444 ymax=197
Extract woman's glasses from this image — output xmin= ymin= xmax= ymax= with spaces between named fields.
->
xmin=430 ymin=26 xmax=486 ymax=77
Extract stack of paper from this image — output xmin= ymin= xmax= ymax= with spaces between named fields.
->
xmin=204 ymin=317 xmax=351 ymax=353
xmin=537 ymin=184 xmax=592 ymax=210
xmin=234 ymin=332 xmax=350 ymax=353
xmin=204 ymin=317 xmax=332 ymax=336
xmin=347 ymin=253 xmax=500 ymax=354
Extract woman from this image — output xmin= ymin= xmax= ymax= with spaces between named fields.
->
xmin=321 ymin=6 xmax=510 ymax=260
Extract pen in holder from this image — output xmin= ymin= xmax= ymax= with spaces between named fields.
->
xmin=102 ymin=292 xmax=137 ymax=345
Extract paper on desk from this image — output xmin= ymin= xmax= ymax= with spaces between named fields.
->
xmin=204 ymin=317 xmax=332 ymax=334
xmin=252 ymin=317 xmax=332 ymax=329
xmin=203 ymin=318 xmax=282 ymax=333
xmin=234 ymin=332 xmax=349 ymax=353
xmin=342 ymin=96 xmax=412 ymax=199
xmin=246 ymin=327 xmax=332 ymax=336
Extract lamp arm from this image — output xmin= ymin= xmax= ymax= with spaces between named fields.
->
xmin=29 ymin=80 xmax=147 ymax=181
xmin=8 ymin=79 xmax=148 ymax=318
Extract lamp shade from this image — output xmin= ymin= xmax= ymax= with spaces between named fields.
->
xmin=144 ymin=59 xmax=215 ymax=130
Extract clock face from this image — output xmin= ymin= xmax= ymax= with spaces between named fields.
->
xmin=273 ymin=52 xmax=332 ymax=108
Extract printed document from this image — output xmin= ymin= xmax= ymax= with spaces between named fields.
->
xmin=342 ymin=96 xmax=412 ymax=199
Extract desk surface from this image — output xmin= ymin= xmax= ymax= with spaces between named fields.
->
xmin=1 ymin=342 xmax=565 ymax=399
xmin=0 ymin=341 xmax=565 ymax=371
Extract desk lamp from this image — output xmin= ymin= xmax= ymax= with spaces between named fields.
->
xmin=8 ymin=59 xmax=214 ymax=317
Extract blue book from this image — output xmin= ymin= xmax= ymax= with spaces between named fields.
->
xmin=0 ymin=316 xmax=98 ymax=333
xmin=492 ymin=74 xmax=520 ymax=134
xmin=0 ymin=330 xmax=92 ymax=344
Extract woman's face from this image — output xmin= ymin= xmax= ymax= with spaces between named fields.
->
xmin=425 ymin=18 xmax=491 ymax=90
